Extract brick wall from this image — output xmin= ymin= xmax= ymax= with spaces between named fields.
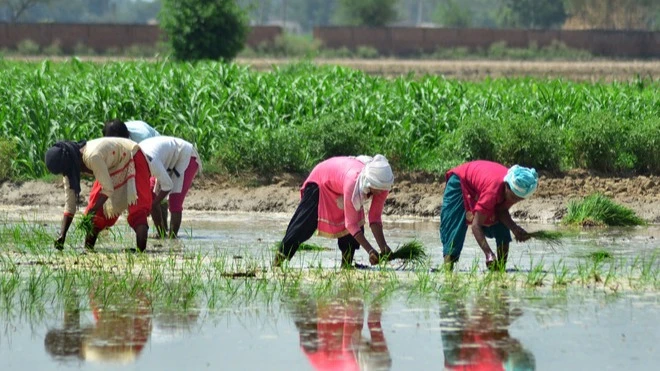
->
xmin=0 ymin=23 xmax=282 ymax=53
xmin=314 ymin=27 xmax=660 ymax=58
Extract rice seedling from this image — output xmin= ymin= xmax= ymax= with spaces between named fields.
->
xmin=528 ymin=230 xmax=564 ymax=248
xmin=551 ymin=260 xmax=570 ymax=286
xmin=562 ymin=193 xmax=645 ymax=227
xmin=272 ymin=241 xmax=330 ymax=252
xmin=386 ymin=240 xmax=428 ymax=266
xmin=75 ymin=213 xmax=95 ymax=236
xmin=587 ymin=250 xmax=613 ymax=262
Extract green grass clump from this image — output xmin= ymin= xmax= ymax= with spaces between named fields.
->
xmin=587 ymin=250 xmax=613 ymax=262
xmin=387 ymin=240 xmax=427 ymax=264
xmin=562 ymin=193 xmax=645 ymax=227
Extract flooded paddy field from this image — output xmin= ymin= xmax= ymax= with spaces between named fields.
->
xmin=1 ymin=210 xmax=659 ymax=370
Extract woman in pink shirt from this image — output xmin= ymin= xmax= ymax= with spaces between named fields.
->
xmin=274 ymin=155 xmax=395 ymax=268
xmin=441 ymin=161 xmax=538 ymax=270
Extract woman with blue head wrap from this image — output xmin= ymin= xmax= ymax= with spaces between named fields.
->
xmin=440 ymin=161 xmax=538 ymax=270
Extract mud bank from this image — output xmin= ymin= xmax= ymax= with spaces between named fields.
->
xmin=3 ymin=170 xmax=660 ymax=223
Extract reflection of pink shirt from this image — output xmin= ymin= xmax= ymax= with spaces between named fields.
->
xmin=445 ymin=332 xmax=504 ymax=371
xmin=446 ymin=161 xmax=507 ymax=226
xmin=303 ymin=157 xmax=388 ymax=238
xmin=303 ymin=304 xmax=361 ymax=371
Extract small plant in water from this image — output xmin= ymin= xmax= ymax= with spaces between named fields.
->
xmin=562 ymin=193 xmax=645 ymax=227
xmin=588 ymin=250 xmax=613 ymax=262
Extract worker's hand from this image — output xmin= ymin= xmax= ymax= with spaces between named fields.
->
xmin=54 ymin=235 xmax=65 ymax=251
xmin=369 ymin=250 xmax=380 ymax=266
xmin=485 ymin=251 xmax=497 ymax=270
xmin=380 ymin=245 xmax=392 ymax=257
xmin=512 ymin=226 xmax=531 ymax=242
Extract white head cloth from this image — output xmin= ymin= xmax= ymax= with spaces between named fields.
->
xmin=351 ymin=154 xmax=394 ymax=211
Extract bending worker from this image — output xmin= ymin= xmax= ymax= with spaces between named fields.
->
xmin=440 ymin=161 xmax=538 ymax=270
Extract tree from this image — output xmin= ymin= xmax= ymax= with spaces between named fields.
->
xmin=564 ymin=0 xmax=659 ymax=30
xmin=498 ymin=0 xmax=566 ymax=29
xmin=0 ymin=0 xmax=50 ymax=22
xmin=433 ymin=0 xmax=472 ymax=27
xmin=159 ymin=0 xmax=249 ymax=61
xmin=334 ymin=0 xmax=400 ymax=27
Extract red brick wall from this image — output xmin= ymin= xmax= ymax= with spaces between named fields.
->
xmin=0 ymin=23 xmax=282 ymax=53
xmin=1 ymin=23 xmax=657 ymax=57
xmin=314 ymin=27 xmax=660 ymax=58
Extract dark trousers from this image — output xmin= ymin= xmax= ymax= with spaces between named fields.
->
xmin=280 ymin=183 xmax=361 ymax=260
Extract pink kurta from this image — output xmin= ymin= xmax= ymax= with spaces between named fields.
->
xmin=446 ymin=161 xmax=508 ymax=226
xmin=302 ymin=157 xmax=388 ymax=238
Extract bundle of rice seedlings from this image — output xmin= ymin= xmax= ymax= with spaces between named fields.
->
xmin=528 ymin=230 xmax=563 ymax=248
xmin=562 ymin=193 xmax=645 ymax=227
xmin=76 ymin=214 xmax=95 ymax=235
xmin=386 ymin=240 xmax=427 ymax=265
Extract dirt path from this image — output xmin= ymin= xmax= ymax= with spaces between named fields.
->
xmin=237 ymin=58 xmax=660 ymax=81
xmin=8 ymin=56 xmax=659 ymax=81
xmin=3 ymin=171 xmax=660 ymax=223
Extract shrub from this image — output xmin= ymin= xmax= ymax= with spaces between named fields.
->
xmin=43 ymin=40 xmax=63 ymax=56
xmin=319 ymin=46 xmax=353 ymax=59
xmin=0 ymin=139 xmax=16 ymax=180
xmin=455 ymin=116 xmax=498 ymax=162
xmin=496 ymin=114 xmax=562 ymax=171
xmin=302 ymin=115 xmax=370 ymax=167
xmin=159 ymin=0 xmax=249 ymax=61
xmin=123 ymin=44 xmax=157 ymax=58
xmin=566 ymin=113 xmax=634 ymax=172
xmin=104 ymin=47 xmax=121 ymax=56
xmin=260 ymin=34 xmax=322 ymax=58
xmin=16 ymin=39 xmax=40 ymax=55
xmin=540 ymin=40 xmax=592 ymax=60
xmin=487 ymin=41 xmax=509 ymax=59
xmin=73 ymin=42 xmax=95 ymax=56
xmin=355 ymin=45 xmax=379 ymax=59
xmin=214 ymin=126 xmax=305 ymax=176
xmin=562 ymin=193 xmax=645 ymax=227
xmin=628 ymin=116 xmax=660 ymax=174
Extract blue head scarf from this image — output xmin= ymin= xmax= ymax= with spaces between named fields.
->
xmin=503 ymin=165 xmax=538 ymax=199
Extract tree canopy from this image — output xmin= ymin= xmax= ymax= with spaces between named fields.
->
xmin=159 ymin=0 xmax=249 ymax=61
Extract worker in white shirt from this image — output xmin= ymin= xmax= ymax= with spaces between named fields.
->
xmin=139 ymin=136 xmax=202 ymax=238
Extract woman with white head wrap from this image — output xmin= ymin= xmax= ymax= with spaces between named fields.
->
xmin=440 ymin=161 xmax=537 ymax=270
xmin=275 ymin=155 xmax=395 ymax=268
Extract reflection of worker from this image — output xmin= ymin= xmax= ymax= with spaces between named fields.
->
xmin=440 ymin=294 xmax=535 ymax=371
xmin=290 ymin=295 xmax=392 ymax=371
xmin=44 ymin=291 xmax=152 ymax=364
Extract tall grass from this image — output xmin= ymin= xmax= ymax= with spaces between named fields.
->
xmin=562 ymin=193 xmax=645 ymax=227
xmin=0 ymin=60 xmax=658 ymax=179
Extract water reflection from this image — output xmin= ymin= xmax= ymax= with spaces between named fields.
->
xmin=289 ymin=295 xmax=392 ymax=370
xmin=44 ymin=291 xmax=152 ymax=364
xmin=440 ymin=294 xmax=535 ymax=371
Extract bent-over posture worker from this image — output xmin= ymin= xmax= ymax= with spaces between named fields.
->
xmin=139 ymin=136 xmax=202 ymax=238
xmin=440 ymin=161 xmax=538 ymax=270
xmin=45 ymin=138 xmax=152 ymax=251
xmin=274 ymin=155 xmax=395 ymax=268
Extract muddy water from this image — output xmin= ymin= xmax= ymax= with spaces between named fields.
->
xmin=1 ymin=211 xmax=659 ymax=370
xmin=1 ymin=289 xmax=659 ymax=370
xmin=159 ymin=211 xmax=660 ymax=270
